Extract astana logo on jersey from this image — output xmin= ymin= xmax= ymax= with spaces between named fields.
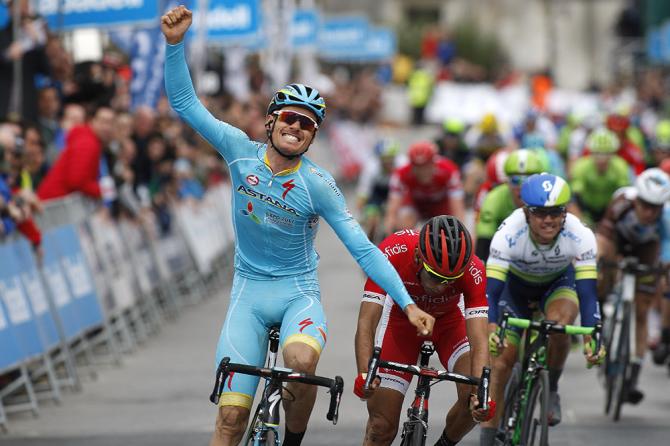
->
xmin=236 ymin=184 xmax=299 ymax=215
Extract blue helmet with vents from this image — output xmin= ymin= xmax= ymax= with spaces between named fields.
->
xmin=520 ymin=173 xmax=571 ymax=207
xmin=267 ymin=83 xmax=326 ymax=124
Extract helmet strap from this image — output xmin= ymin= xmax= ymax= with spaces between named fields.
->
xmin=266 ymin=116 xmax=315 ymax=160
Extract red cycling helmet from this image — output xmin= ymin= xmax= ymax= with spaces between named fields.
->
xmin=408 ymin=141 xmax=437 ymax=166
xmin=418 ymin=215 xmax=473 ymax=279
xmin=606 ymin=113 xmax=630 ymax=133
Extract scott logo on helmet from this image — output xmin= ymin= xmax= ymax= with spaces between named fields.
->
xmin=542 ymin=180 xmax=553 ymax=192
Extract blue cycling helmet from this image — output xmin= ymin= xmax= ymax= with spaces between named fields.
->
xmin=520 ymin=173 xmax=571 ymax=207
xmin=267 ymin=83 xmax=326 ymax=124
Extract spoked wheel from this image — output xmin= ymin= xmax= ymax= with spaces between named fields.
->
xmin=612 ymin=304 xmax=631 ymax=422
xmin=498 ymin=363 xmax=522 ymax=444
xmin=399 ymin=420 xmax=427 ymax=446
xmin=520 ymin=369 xmax=549 ymax=446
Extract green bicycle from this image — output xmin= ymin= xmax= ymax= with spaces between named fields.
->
xmin=494 ymin=312 xmax=602 ymax=446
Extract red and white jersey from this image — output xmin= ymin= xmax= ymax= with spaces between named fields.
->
xmin=362 ymin=229 xmax=488 ymax=319
xmin=389 ymin=157 xmax=464 ymax=206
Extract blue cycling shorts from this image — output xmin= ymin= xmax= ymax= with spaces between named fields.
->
xmin=497 ymin=265 xmax=578 ymax=343
xmin=214 ymin=270 xmax=328 ymax=409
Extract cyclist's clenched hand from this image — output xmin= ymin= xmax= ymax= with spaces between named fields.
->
xmin=161 ymin=5 xmax=192 ymax=44
xmin=583 ymin=336 xmax=606 ymax=368
xmin=353 ymin=373 xmax=381 ymax=400
xmin=469 ymin=394 xmax=496 ymax=422
xmin=404 ymin=304 xmax=435 ymax=336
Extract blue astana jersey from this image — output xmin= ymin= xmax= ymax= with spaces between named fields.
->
xmin=165 ymin=41 xmax=413 ymax=309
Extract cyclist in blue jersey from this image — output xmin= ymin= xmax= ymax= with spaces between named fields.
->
xmin=161 ymin=7 xmax=434 ymax=446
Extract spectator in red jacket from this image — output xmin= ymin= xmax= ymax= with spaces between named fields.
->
xmin=37 ymin=105 xmax=115 ymax=200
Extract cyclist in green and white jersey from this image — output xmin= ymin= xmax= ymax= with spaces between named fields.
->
xmin=479 ymin=174 xmax=605 ymax=446
xmin=474 ymin=149 xmax=545 ymax=261
xmin=569 ymin=128 xmax=631 ymax=226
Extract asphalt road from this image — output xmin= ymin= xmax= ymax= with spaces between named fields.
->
xmin=3 ymin=127 xmax=670 ymax=445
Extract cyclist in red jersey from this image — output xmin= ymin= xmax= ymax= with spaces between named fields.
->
xmin=604 ymin=112 xmax=646 ymax=175
xmin=354 ymin=216 xmax=492 ymax=446
xmin=384 ymin=141 xmax=465 ymax=232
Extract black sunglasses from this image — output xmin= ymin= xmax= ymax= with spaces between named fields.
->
xmin=527 ymin=206 xmax=566 ymax=218
xmin=273 ymin=110 xmax=318 ymax=132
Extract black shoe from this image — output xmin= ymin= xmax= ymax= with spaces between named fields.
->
xmin=652 ymin=343 xmax=670 ymax=366
xmin=625 ymin=386 xmax=644 ymax=405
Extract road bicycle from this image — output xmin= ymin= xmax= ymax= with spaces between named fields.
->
xmin=364 ymin=341 xmax=491 ymax=446
xmin=209 ymin=326 xmax=344 ymax=445
xmin=495 ymin=312 xmax=602 ymax=446
xmin=599 ymin=257 xmax=663 ymax=421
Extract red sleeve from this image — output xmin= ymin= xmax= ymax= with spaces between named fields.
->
xmin=388 ymin=165 xmax=408 ymax=196
xmin=17 ymin=218 xmax=42 ymax=247
xmin=461 ymin=255 xmax=488 ymax=319
xmin=438 ymin=158 xmax=463 ymax=194
xmin=362 ymin=230 xmax=416 ymax=302
xmin=63 ymin=131 xmax=102 ymax=198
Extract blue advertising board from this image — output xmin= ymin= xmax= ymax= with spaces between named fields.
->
xmin=318 ymin=15 xmax=369 ymax=56
xmin=0 ymin=3 xmax=9 ymax=29
xmin=36 ymin=0 xmax=160 ymax=30
xmin=648 ymin=27 xmax=662 ymax=63
xmin=0 ymin=243 xmax=43 ymax=360
xmin=292 ymin=9 xmax=318 ymax=48
xmin=190 ymin=0 xmax=261 ymax=43
xmin=0 ymin=298 xmax=22 ymax=371
xmin=13 ymin=239 xmax=60 ymax=351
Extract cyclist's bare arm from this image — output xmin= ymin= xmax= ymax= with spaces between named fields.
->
xmin=355 ymin=301 xmax=384 ymax=374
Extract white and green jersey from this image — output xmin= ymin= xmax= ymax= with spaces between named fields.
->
xmin=487 ymin=208 xmax=598 ymax=284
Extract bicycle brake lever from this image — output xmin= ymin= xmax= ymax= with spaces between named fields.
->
xmin=209 ymin=357 xmax=231 ymax=405
xmin=364 ymin=346 xmax=382 ymax=391
xmin=327 ymin=376 xmax=344 ymax=425
xmin=476 ymin=367 xmax=491 ymax=411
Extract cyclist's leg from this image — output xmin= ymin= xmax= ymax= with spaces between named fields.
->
xmin=279 ymin=272 xmax=328 ymax=437
xmin=364 ymin=310 xmax=422 ymax=446
xmin=629 ymin=241 xmax=661 ymax=401
xmin=434 ymin=315 xmax=474 ymax=444
xmin=480 ymin=277 xmax=528 ymax=439
xmin=541 ymin=267 xmax=579 ymax=426
xmin=211 ymin=275 xmax=276 ymax=446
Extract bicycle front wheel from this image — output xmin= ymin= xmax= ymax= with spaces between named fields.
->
xmin=520 ymin=369 xmax=549 ymax=446
xmin=612 ymin=302 xmax=631 ymax=422
xmin=603 ymin=298 xmax=621 ymax=415
xmin=399 ymin=421 xmax=427 ymax=446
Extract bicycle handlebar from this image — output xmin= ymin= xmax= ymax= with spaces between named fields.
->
xmin=210 ymin=358 xmax=344 ymax=424
xmin=364 ymin=346 xmax=490 ymax=404
xmin=497 ymin=313 xmax=603 ymax=360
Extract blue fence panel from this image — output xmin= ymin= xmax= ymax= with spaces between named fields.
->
xmin=37 ymin=0 xmax=160 ymax=31
xmin=13 ymin=240 xmax=60 ymax=351
xmin=41 ymin=229 xmax=83 ymax=340
xmin=0 ymin=284 xmax=23 ymax=372
xmin=0 ymin=244 xmax=43 ymax=360
xmin=52 ymin=225 xmax=104 ymax=332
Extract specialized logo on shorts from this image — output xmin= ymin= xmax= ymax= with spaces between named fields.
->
xmin=282 ymin=179 xmax=295 ymax=199
xmin=318 ymin=326 xmax=327 ymax=343
xmin=298 ymin=318 xmax=314 ymax=333
xmin=246 ymin=174 xmax=259 ymax=186
xmin=236 ymin=185 xmax=299 ymax=215
xmin=383 ymin=243 xmax=408 ymax=258
xmin=227 ymin=372 xmax=235 ymax=390
xmin=239 ymin=201 xmax=261 ymax=224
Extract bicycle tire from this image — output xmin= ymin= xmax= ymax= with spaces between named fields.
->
xmin=520 ymin=369 xmax=549 ymax=446
xmin=399 ymin=420 xmax=426 ymax=446
xmin=603 ymin=297 xmax=622 ymax=416
xmin=498 ymin=363 xmax=522 ymax=443
xmin=612 ymin=302 xmax=631 ymax=422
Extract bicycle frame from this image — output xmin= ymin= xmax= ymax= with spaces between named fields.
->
xmin=248 ymin=327 xmax=282 ymax=445
xmin=497 ymin=314 xmax=601 ymax=445
xmin=400 ymin=342 xmax=435 ymax=445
